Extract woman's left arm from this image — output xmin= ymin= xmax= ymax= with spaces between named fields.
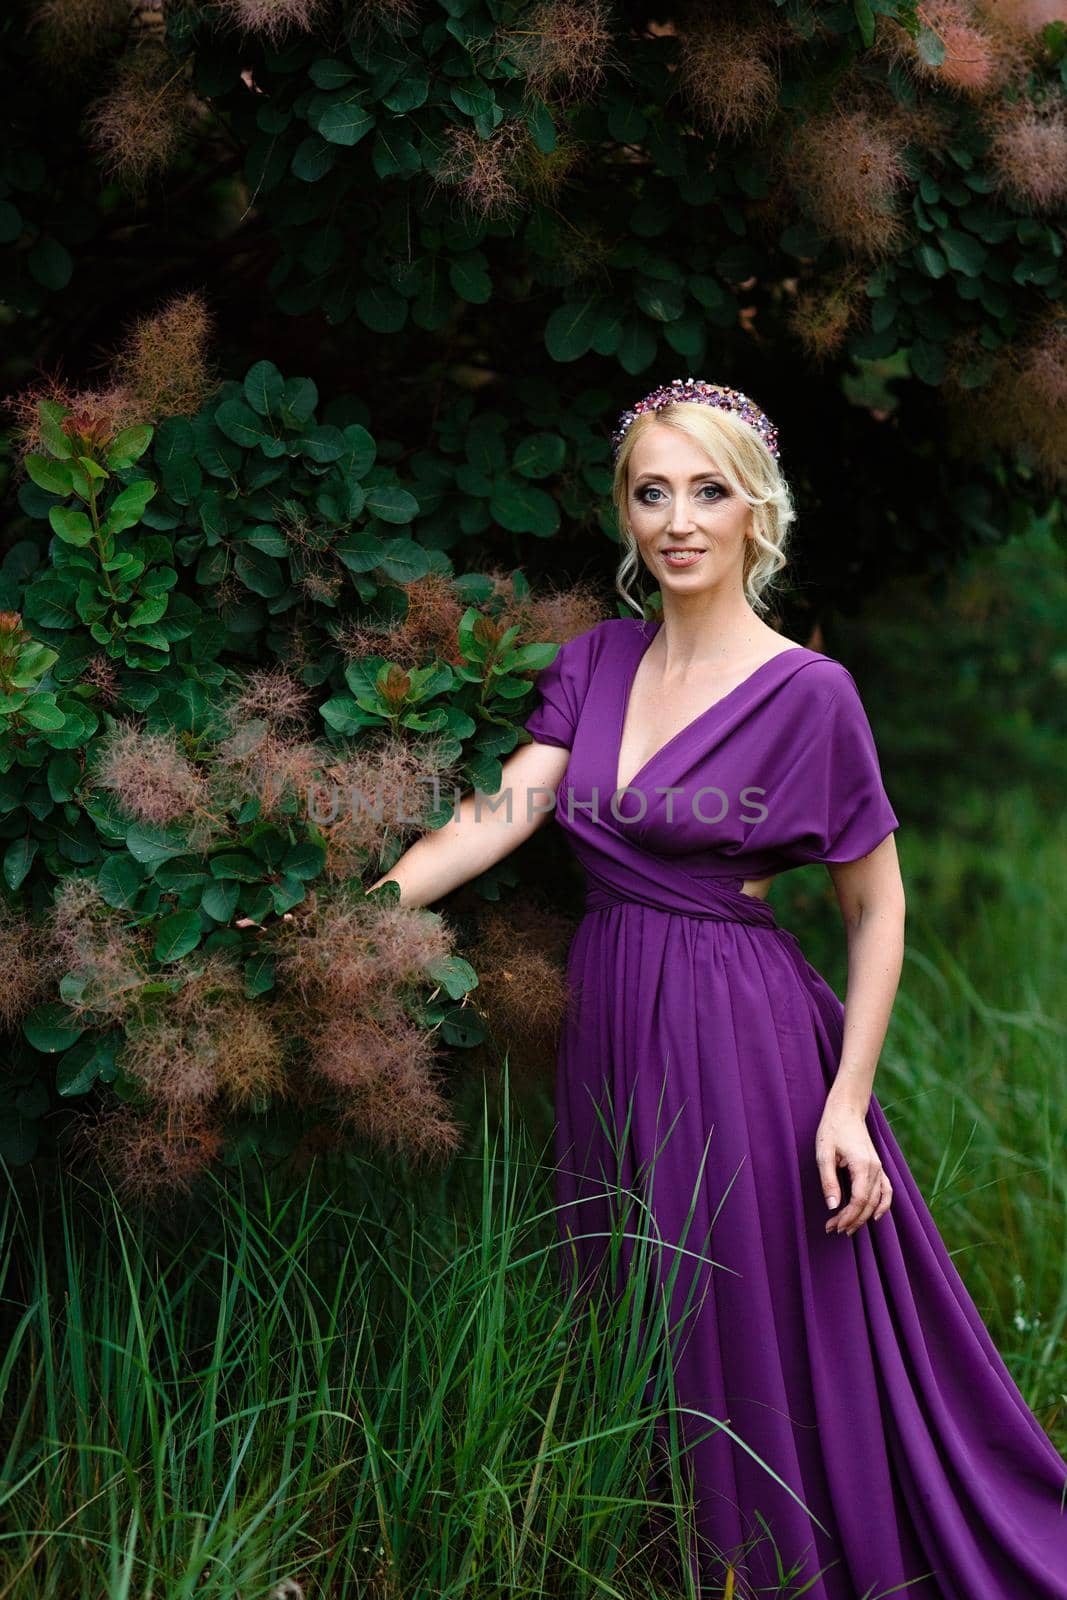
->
xmin=814 ymin=832 xmax=907 ymax=1238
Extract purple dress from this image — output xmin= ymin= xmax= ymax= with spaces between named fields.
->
xmin=523 ymin=615 xmax=1067 ymax=1600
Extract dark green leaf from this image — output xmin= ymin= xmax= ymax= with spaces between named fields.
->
xmin=25 ymin=454 xmax=74 ymax=495
xmin=425 ymin=954 xmax=479 ymax=999
xmin=489 ymin=480 xmax=559 ymax=536
xmin=917 ymin=243 xmax=948 ymax=279
xmin=616 ymin=318 xmax=657 ymax=375
xmin=372 ymin=127 xmax=422 ymax=179
xmin=383 ymin=74 xmax=429 ymax=112
xmin=235 ymin=547 xmax=285 ymax=597
xmin=663 ymin=313 xmax=706 ymax=360
xmin=376 ymin=537 xmax=431 ymax=581
xmin=364 ymin=485 xmax=419 ymax=524
xmin=291 ymin=135 xmax=336 ymax=181
xmin=297 ymin=424 xmax=347 ymax=463
xmin=210 ymin=850 xmax=265 ymax=881
xmin=244 ymin=360 xmax=286 ymax=417
xmin=216 ymin=399 xmax=278 ymax=451
xmin=23 ymin=576 xmax=78 ymax=630
xmin=512 ymin=433 xmax=566 ymax=480
xmin=4 ymin=837 xmax=37 ymax=891
xmin=280 ymin=377 xmax=318 ymax=425
xmin=0 ymin=200 xmax=22 ymax=244
xmin=28 ymin=235 xmax=73 ymax=290
xmin=48 ymin=506 xmax=93 ymax=546
xmin=107 ymin=425 xmax=153 ymax=469
xmin=97 ymin=853 xmax=145 ymax=909
xmin=281 ymin=841 xmax=326 ymax=879
xmin=201 ymin=879 xmax=239 ymax=921
xmin=356 ymin=283 xmax=408 ymax=332
xmin=524 ymin=96 xmax=556 ymax=152
xmin=590 ymin=305 xmax=624 ymax=356
xmin=20 ymin=694 xmax=65 ymax=730
xmin=909 ymin=339 xmax=947 ymax=384
xmin=127 ymin=593 xmax=169 ymax=627
xmin=449 ymin=251 xmax=491 ymax=304
xmin=336 ymin=530 xmax=387 ymax=572
xmin=317 ymin=91 xmax=375 ymax=146
xmin=154 ymin=909 xmax=202 ymax=962
xmin=309 ymin=57 xmax=357 ymax=88
xmin=320 ymin=693 xmax=374 ymax=734
xmin=450 ymin=80 xmax=496 ymax=119
xmin=544 ymin=298 xmax=599 ymax=361
xmin=155 ymin=416 xmax=195 ymax=466
xmin=56 ymin=1035 xmax=115 ymax=1097
xmin=161 ymin=456 xmax=203 ymax=506
xmin=341 ymin=424 xmax=377 ymax=478
xmin=105 ymin=480 xmax=157 ymax=534
xmin=24 ymin=1001 xmax=84 ymax=1054
xmin=938 ymin=229 xmax=987 ymax=277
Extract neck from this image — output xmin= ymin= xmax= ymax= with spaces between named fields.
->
xmin=654 ymin=586 xmax=769 ymax=664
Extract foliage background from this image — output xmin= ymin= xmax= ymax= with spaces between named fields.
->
xmin=1 ymin=0 xmax=1066 ymax=1186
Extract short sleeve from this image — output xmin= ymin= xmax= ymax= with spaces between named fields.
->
xmin=788 ymin=671 xmax=900 ymax=865
xmin=523 ymin=629 xmax=594 ymax=751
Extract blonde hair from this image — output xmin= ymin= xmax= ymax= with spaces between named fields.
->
xmin=611 ymin=402 xmax=796 ymax=618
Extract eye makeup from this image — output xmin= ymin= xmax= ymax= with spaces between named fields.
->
xmin=634 ymin=482 xmax=725 ymax=504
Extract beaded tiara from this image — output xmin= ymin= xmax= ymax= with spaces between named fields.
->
xmin=610 ymin=376 xmax=780 ymax=462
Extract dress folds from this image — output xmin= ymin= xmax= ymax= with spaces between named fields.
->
xmin=523 ymin=615 xmax=1067 ymax=1600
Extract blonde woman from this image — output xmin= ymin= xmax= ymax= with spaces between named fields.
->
xmin=370 ymin=379 xmax=1067 ymax=1598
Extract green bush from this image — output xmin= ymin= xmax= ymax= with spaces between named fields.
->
xmin=0 ymin=366 xmax=575 ymax=1169
xmin=4 ymin=0 xmax=1067 ymax=1172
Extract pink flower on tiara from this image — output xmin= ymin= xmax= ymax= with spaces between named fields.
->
xmin=610 ymin=376 xmax=780 ymax=462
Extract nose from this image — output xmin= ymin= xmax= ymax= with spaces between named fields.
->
xmin=669 ymin=494 xmax=696 ymax=534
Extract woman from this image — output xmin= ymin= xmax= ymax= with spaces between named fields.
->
xmin=368 ymin=378 xmax=1067 ymax=1598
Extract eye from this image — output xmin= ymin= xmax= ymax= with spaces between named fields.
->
xmin=635 ymin=483 xmax=723 ymax=503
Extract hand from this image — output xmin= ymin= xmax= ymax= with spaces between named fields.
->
xmin=235 ymin=912 xmax=294 ymax=931
xmin=815 ymin=1101 xmax=893 ymax=1237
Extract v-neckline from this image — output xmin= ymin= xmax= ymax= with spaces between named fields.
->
xmin=613 ymin=621 xmax=808 ymax=796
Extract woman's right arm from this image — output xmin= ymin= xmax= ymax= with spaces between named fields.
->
xmin=365 ymin=738 xmax=571 ymax=908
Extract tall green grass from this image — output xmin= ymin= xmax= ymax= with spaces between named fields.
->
xmin=2 ymin=1091 xmax=869 ymax=1600
xmin=872 ymin=785 xmax=1067 ymax=1427
xmin=1 ymin=786 xmax=1064 ymax=1599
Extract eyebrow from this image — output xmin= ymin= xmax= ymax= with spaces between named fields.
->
xmin=632 ymin=470 xmax=725 ymax=483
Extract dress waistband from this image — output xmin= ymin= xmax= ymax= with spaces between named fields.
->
xmin=583 ymin=874 xmax=780 ymax=930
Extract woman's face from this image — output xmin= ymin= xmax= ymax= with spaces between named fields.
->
xmin=625 ymin=421 xmax=753 ymax=594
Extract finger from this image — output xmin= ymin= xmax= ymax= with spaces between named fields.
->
xmin=815 ymin=1144 xmax=842 ymax=1214
xmin=836 ymin=1170 xmax=873 ymax=1233
xmin=873 ymin=1177 xmax=893 ymax=1221
xmin=823 ymin=1154 xmax=855 ymax=1232
xmin=831 ymin=1158 xmax=884 ymax=1234
xmin=860 ymin=1166 xmax=887 ymax=1228
xmin=841 ymin=1165 xmax=884 ymax=1235
xmin=826 ymin=1173 xmax=867 ymax=1234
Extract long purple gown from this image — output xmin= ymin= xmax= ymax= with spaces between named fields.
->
xmin=523 ymin=615 xmax=1067 ymax=1600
